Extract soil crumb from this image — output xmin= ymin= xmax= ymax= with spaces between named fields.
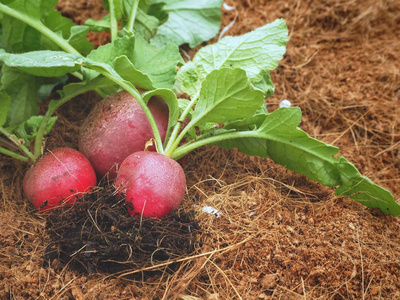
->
xmin=44 ymin=185 xmax=200 ymax=276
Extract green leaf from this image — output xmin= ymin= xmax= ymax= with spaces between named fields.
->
xmin=133 ymin=7 xmax=159 ymax=40
xmin=1 ymin=66 xmax=41 ymax=126
xmin=131 ymin=35 xmax=183 ymax=89
xmin=176 ymin=19 xmax=288 ymax=97
xmin=192 ymin=68 xmax=265 ymax=125
xmin=145 ymin=2 xmax=168 ymax=22
xmin=85 ymin=14 xmax=111 ymax=32
xmin=178 ymin=98 xmax=192 ymax=115
xmin=14 ymin=115 xmax=57 ymax=146
xmin=67 ymin=26 xmax=94 ymax=56
xmin=114 ymin=55 xmax=154 ymax=90
xmin=335 ymin=159 xmax=398 ymax=214
xmin=0 ymin=89 xmax=11 ymax=127
xmin=217 ymin=107 xmax=400 ymax=216
xmin=0 ymin=50 xmax=84 ymax=77
xmin=87 ymin=35 xmax=183 ymax=89
xmin=253 ymin=71 xmax=275 ymax=98
xmin=89 ymin=35 xmax=136 ymax=64
xmin=84 ymin=35 xmax=136 ymax=80
xmin=151 ymin=0 xmax=223 ymax=48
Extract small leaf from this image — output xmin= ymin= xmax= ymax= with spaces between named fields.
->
xmin=14 ymin=115 xmax=58 ymax=146
xmin=192 ymin=68 xmax=264 ymax=125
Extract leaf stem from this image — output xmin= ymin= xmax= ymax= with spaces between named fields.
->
xmin=126 ymin=0 xmax=140 ymax=33
xmin=109 ymin=0 xmax=119 ymax=41
xmin=170 ymin=131 xmax=255 ymax=160
xmin=0 ymin=127 xmax=36 ymax=162
xmin=0 ymin=4 xmax=81 ymax=56
xmin=165 ymin=92 xmax=200 ymax=156
xmin=0 ymin=146 xmax=29 ymax=162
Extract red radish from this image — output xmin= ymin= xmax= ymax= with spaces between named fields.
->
xmin=23 ymin=148 xmax=97 ymax=211
xmin=79 ymin=91 xmax=169 ymax=179
xmin=115 ymin=151 xmax=186 ymax=218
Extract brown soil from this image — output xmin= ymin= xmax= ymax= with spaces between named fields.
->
xmin=1 ymin=0 xmax=400 ymax=299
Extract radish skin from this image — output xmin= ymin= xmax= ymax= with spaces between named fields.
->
xmin=23 ymin=148 xmax=97 ymax=211
xmin=115 ymin=151 xmax=186 ymax=218
xmin=79 ymin=91 xmax=168 ymax=179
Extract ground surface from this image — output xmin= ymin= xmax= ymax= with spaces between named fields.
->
xmin=1 ymin=0 xmax=400 ymax=299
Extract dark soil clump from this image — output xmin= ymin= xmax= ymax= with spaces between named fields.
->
xmin=44 ymin=186 xmax=201 ymax=276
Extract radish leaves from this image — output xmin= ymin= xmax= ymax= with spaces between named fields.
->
xmin=150 ymin=0 xmax=223 ymax=48
xmin=176 ymin=19 xmax=288 ymax=97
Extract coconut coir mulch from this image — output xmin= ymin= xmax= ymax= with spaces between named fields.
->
xmin=1 ymin=0 xmax=400 ymax=299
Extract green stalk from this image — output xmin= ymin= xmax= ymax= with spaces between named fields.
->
xmin=164 ymin=92 xmax=200 ymax=156
xmin=109 ymin=0 xmax=119 ymax=41
xmin=0 ymin=146 xmax=29 ymax=162
xmin=0 ymin=4 xmax=80 ymax=56
xmin=0 ymin=127 xmax=36 ymax=162
xmin=170 ymin=131 xmax=259 ymax=160
xmin=126 ymin=0 xmax=140 ymax=32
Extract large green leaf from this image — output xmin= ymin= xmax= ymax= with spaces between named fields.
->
xmin=217 ymin=107 xmax=400 ymax=216
xmin=192 ymin=68 xmax=265 ymax=125
xmin=0 ymin=50 xmax=83 ymax=77
xmin=151 ymin=0 xmax=223 ymax=48
xmin=176 ymin=19 xmax=288 ymax=97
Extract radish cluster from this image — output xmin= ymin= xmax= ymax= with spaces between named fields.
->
xmin=23 ymin=91 xmax=186 ymax=218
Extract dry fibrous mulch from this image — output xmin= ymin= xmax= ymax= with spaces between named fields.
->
xmin=1 ymin=0 xmax=400 ymax=299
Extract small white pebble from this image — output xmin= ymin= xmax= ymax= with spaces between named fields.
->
xmin=279 ymin=99 xmax=292 ymax=108
xmin=202 ymin=206 xmax=221 ymax=218
xmin=349 ymin=222 xmax=355 ymax=230
xmin=223 ymin=3 xmax=236 ymax=11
